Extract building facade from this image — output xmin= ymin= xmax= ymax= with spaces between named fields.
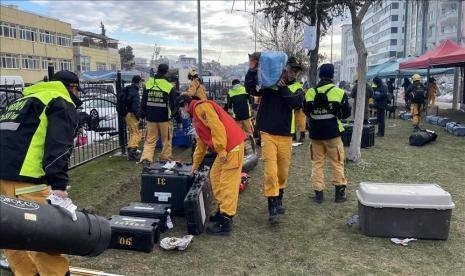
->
xmin=405 ymin=0 xmax=464 ymax=57
xmin=72 ymin=29 xmax=120 ymax=75
xmin=340 ymin=24 xmax=357 ymax=83
xmin=0 ymin=4 xmax=73 ymax=84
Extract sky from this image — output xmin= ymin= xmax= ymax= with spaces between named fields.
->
xmin=3 ymin=0 xmax=341 ymax=65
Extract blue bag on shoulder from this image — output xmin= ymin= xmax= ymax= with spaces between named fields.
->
xmin=258 ymin=51 xmax=287 ymax=88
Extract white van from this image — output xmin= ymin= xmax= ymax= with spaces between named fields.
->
xmin=0 ymin=76 xmax=24 ymax=88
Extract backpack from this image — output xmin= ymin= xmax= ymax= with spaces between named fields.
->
xmin=409 ymin=129 xmax=437 ymax=146
xmin=312 ymin=86 xmax=335 ymax=112
xmin=412 ymin=83 xmax=426 ymax=103
xmin=116 ymin=86 xmax=128 ymax=116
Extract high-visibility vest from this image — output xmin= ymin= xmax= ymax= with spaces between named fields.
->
xmin=145 ymin=77 xmax=174 ymax=117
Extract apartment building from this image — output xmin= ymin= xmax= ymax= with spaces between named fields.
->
xmin=72 ymin=29 xmax=121 ymax=74
xmin=0 ymin=4 xmax=73 ymax=83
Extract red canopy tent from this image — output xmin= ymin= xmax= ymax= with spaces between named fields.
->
xmin=400 ymin=39 xmax=465 ymax=69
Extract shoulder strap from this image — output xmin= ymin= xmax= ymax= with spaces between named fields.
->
xmin=323 ymin=85 xmax=335 ymax=95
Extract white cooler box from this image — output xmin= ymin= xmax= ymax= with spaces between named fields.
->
xmin=356 ymin=182 xmax=455 ymax=240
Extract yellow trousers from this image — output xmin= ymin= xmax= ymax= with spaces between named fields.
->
xmin=309 ymin=137 xmax=347 ymax=191
xmin=0 ymin=179 xmax=69 ymax=276
xmin=411 ymin=104 xmax=421 ymax=126
xmin=428 ymin=93 xmax=436 ymax=107
xmin=140 ymin=121 xmax=172 ymax=162
xmin=125 ymin=113 xmax=141 ymax=148
xmin=236 ymin=118 xmax=253 ymax=136
xmin=210 ymin=143 xmax=244 ymax=216
xmin=295 ymin=109 xmax=307 ymax=132
xmin=261 ymin=132 xmax=292 ymax=197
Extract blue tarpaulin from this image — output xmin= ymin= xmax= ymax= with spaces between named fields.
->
xmin=80 ymin=70 xmax=142 ymax=82
xmin=367 ymin=58 xmax=454 ymax=79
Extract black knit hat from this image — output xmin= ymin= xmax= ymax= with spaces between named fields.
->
xmin=132 ymin=75 xmax=141 ymax=84
xmin=157 ymin=63 xmax=169 ymax=75
xmin=52 ymin=70 xmax=81 ymax=90
xmin=175 ymin=94 xmax=192 ymax=108
xmin=319 ymin=64 xmax=334 ymax=80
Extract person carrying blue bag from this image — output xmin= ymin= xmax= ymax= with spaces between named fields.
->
xmin=245 ymin=54 xmax=304 ymax=224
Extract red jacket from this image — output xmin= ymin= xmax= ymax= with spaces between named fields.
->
xmin=188 ymin=99 xmax=246 ymax=153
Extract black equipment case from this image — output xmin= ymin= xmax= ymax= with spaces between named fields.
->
xmin=183 ymin=168 xmax=213 ymax=235
xmin=356 ymin=182 xmax=455 ymax=240
xmin=0 ymin=195 xmax=111 ymax=257
xmin=342 ymin=124 xmax=375 ymax=148
xmin=109 ymin=215 xmax=160 ymax=253
xmin=141 ymin=161 xmax=193 ymax=216
xmin=409 ymin=129 xmax=437 ymax=146
xmin=119 ymin=202 xmax=171 ymax=232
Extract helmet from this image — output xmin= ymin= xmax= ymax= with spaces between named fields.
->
xmin=188 ymin=69 xmax=198 ymax=80
xmin=412 ymin=74 xmax=421 ymax=81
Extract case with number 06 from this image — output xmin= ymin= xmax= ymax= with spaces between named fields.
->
xmin=108 ymin=215 xmax=160 ymax=253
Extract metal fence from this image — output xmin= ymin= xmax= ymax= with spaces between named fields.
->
xmin=1 ymin=75 xmax=233 ymax=170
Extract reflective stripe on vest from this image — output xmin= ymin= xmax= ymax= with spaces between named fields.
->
xmin=15 ymin=184 xmax=48 ymax=196
xmin=288 ymin=82 xmax=302 ymax=134
xmin=305 ymin=83 xmax=345 ymax=133
xmin=145 ymin=78 xmax=174 ymax=117
xmin=0 ymin=122 xmax=20 ymax=130
xmin=18 ymin=81 xmax=75 ymax=179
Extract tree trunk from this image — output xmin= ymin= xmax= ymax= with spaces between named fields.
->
xmin=347 ymin=8 xmax=369 ymax=163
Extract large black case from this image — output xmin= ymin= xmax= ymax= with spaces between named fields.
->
xmin=183 ymin=169 xmax=213 ymax=235
xmin=119 ymin=202 xmax=171 ymax=232
xmin=409 ymin=129 xmax=437 ymax=146
xmin=342 ymin=124 xmax=375 ymax=148
xmin=0 ymin=195 xmax=110 ymax=257
xmin=109 ymin=215 xmax=160 ymax=253
xmin=140 ymin=162 xmax=193 ymax=216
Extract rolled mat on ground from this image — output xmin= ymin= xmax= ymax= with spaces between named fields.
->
xmin=0 ymin=195 xmax=111 ymax=256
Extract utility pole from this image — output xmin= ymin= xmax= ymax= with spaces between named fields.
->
xmin=197 ymin=0 xmax=203 ymax=77
xmin=254 ymin=0 xmax=257 ymax=52
xmin=330 ymin=23 xmax=333 ymax=63
xmin=453 ymin=0 xmax=463 ymax=110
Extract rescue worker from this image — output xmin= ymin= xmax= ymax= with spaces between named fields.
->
xmin=139 ymin=63 xmax=176 ymax=166
xmin=402 ymin=78 xmax=412 ymax=110
xmin=368 ymin=81 xmax=377 ymax=117
xmin=181 ymin=69 xmax=207 ymax=100
xmin=303 ymin=64 xmax=351 ymax=204
xmin=125 ymin=75 xmax=142 ymax=161
xmin=372 ymin=77 xmax=388 ymax=137
xmin=350 ymin=74 xmax=373 ymax=124
xmin=176 ymin=95 xmax=245 ymax=235
xmin=406 ymin=74 xmax=427 ymax=130
xmin=294 ymin=83 xmax=307 ymax=142
xmin=245 ymin=56 xmax=304 ymax=224
xmin=224 ymin=79 xmax=253 ymax=136
xmin=0 ymin=70 xmax=82 ymax=276
xmin=428 ymin=77 xmax=438 ymax=108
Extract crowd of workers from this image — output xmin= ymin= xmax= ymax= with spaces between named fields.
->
xmin=0 ymin=51 xmax=437 ymax=274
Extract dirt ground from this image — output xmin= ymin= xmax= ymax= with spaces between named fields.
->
xmin=2 ymin=113 xmax=465 ymax=276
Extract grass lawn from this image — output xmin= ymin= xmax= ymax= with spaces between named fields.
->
xmin=43 ymin=115 xmax=465 ymax=275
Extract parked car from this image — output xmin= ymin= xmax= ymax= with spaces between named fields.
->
xmin=78 ymin=97 xmax=118 ymax=133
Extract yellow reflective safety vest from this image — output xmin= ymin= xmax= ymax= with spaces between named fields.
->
xmin=144 ymin=77 xmax=174 ymax=121
xmin=227 ymin=84 xmax=251 ymax=120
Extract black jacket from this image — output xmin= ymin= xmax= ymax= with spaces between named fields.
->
xmin=125 ymin=83 xmax=141 ymax=117
xmin=373 ymin=84 xmax=388 ymax=110
xmin=0 ymin=85 xmax=81 ymax=190
xmin=245 ymin=70 xmax=303 ymax=136
xmin=406 ymin=81 xmax=427 ymax=104
xmin=225 ymin=86 xmax=252 ymax=121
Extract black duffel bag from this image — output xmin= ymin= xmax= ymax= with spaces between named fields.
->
xmin=0 ymin=195 xmax=111 ymax=256
xmin=409 ymin=129 xmax=438 ymax=146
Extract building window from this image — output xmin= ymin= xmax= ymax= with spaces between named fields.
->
xmin=391 ymin=27 xmax=398 ymax=33
xmin=96 ymin=63 xmax=107 ymax=71
xmin=391 ymin=15 xmax=399 ymax=21
xmin=390 ymin=39 xmax=397 ymax=46
xmin=21 ymin=56 xmax=40 ymax=70
xmin=81 ymin=56 xmax=91 ymax=72
xmin=0 ymin=22 xmax=17 ymax=38
xmin=39 ymin=30 xmax=56 ymax=44
xmin=392 ymin=2 xmax=399 ymax=9
xmin=19 ymin=26 xmax=37 ymax=41
xmin=110 ymin=64 xmax=116 ymax=70
xmin=56 ymin=33 xmax=71 ymax=47
xmin=59 ymin=60 xmax=72 ymax=71
xmin=42 ymin=58 xmax=57 ymax=70
xmin=0 ymin=53 xmax=19 ymax=69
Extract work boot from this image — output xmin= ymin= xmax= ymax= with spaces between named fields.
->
xmin=298 ymin=131 xmax=305 ymax=142
xmin=277 ymin=189 xmax=285 ymax=214
xmin=314 ymin=190 xmax=324 ymax=204
xmin=127 ymin=148 xmax=138 ymax=161
xmin=209 ymin=208 xmax=221 ymax=222
xmin=206 ymin=214 xmax=232 ymax=236
xmin=335 ymin=185 xmax=347 ymax=203
xmin=141 ymin=159 xmax=151 ymax=172
xmin=267 ymin=197 xmax=279 ymax=224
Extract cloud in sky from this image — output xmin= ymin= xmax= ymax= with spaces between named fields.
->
xmin=9 ymin=0 xmax=341 ymax=65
